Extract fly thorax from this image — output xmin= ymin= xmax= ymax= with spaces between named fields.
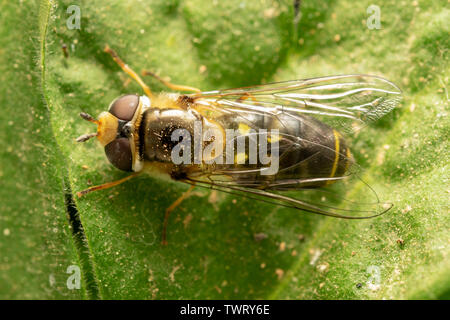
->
xmin=141 ymin=108 xmax=200 ymax=163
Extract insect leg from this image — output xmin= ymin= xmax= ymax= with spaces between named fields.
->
xmin=237 ymin=92 xmax=257 ymax=102
xmin=162 ymin=184 xmax=195 ymax=245
xmin=76 ymin=172 xmax=140 ymax=198
xmin=104 ymin=45 xmax=153 ymax=98
xmin=141 ymin=70 xmax=201 ymax=93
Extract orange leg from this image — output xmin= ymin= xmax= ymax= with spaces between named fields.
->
xmin=237 ymin=92 xmax=257 ymax=102
xmin=141 ymin=70 xmax=201 ymax=93
xmin=162 ymin=185 xmax=195 ymax=245
xmin=76 ymin=172 xmax=140 ymax=198
xmin=104 ymin=45 xmax=153 ymax=98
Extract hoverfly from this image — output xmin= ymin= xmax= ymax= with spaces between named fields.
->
xmin=76 ymin=45 xmax=402 ymax=244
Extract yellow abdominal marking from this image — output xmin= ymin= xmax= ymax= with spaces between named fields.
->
xmin=267 ymin=133 xmax=281 ymax=143
xmin=327 ymin=129 xmax=340 ymax=184
xmin=235 ymin=152 xmax=248 ymax=164
xmin=238 ymin=123 xmax=251 ymax=135
xmin=344 ymin=147 xmax=352 ymax=174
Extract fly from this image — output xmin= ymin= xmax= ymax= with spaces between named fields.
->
xmin=76 ymin=45 xmax=402 ymax=244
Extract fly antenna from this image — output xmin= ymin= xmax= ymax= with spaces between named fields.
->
xmin=76 ymin=132 xmax=98 ymax=143
xmin=77 ymin=112 xmax=100 ymax=142
xmin=80 ymin=112 xmax=100 ymax=124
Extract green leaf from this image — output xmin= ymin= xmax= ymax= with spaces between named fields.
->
xmin=1 ymin=0 xmax=448 ymax=299
xmin=0 ymin=0 xmax=84 ymax=299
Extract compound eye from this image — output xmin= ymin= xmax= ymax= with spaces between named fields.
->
xmin=104 ymin=138 xmax=133 ymax=171
xmin=109 ymin=94 xmax=139 ymax=121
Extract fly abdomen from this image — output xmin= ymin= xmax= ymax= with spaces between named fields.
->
xmin=214 ymin=112 xmax=352 ymax=189
xmin=271 ymin=113 xmax=353 ymax=188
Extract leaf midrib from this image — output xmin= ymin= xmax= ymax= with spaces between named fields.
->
xmin=38 ymin=0 xmax=101 ymax=300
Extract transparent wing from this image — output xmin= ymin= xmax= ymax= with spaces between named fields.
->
xmin=180 ymin=170 xmax=392 ymax=219
xmin=192 ymin=74 xmax=402 ymax=133
xmin=180 ymin=131 xmax=390 ymax=219
xmin=182 ymin=74 xmax=398 ymax=217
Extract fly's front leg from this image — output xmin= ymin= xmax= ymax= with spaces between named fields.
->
xmin=162 ymin=184 xmax=195 ymax=246
xmin=76 ymin=172 xmax=140 ymax=198
xmin=104 ymin=45 xmax=153 ymax=98
xmin=141 ymin=70 xmax=201 ymax=93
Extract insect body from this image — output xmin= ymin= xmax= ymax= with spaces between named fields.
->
xmin=77 ymin=46 xmax=402 ymax=243
xmin=87 ymin=92 xmax=351 ymax=184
